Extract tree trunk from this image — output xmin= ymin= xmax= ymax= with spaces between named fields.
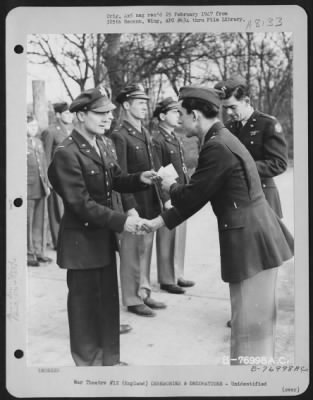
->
xmin=32 ymin=80 xmax=48 ymax=133
xmin=104 ymin=34 xmax=123 ymax=100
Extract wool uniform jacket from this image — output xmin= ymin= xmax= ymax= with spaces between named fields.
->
xmin=111 ymin=120 xmax=162 ymax=219
xmin=162 ymin=122 xmax=294 ymax=283
xmin=226 ymin=110 xmax=288 ymax=217
xmin=27 ymin=135 xmax=50 ymax=199
xmin=152 ymin=126 xmax=189 ymax=204
xmin=48 ymin=129 xmax=147 ymax=270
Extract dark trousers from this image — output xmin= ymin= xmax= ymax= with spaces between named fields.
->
xmin=47 ymin=190 xmax=64 ymax=248
xmin=67 ymin=264 xmax=120 ymax=366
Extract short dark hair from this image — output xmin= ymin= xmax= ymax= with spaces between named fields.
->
xmin=225 ymin=85 xmax=249 ymax=101
xmin=181 ymin=98 xmax=220 ymax=119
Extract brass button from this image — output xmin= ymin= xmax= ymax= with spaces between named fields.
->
xmin=262 ymin=184 xmax=266 ymax=188
xmin=224 ymin=224 xmax=228 ymax=228
xmin=84 ymin=222 xmax=89 ymax=227
xmin=250 ymin=141 xmax=254 ymax=144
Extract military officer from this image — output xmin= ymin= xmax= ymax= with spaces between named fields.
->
xmin=152 ymin=97 xmax=195 ymax=294
xmin=27 ymin=115 xmax=51 ymax=266
xmin=143 ymin=86 xmax=294 ymax=365
xmin=48 ymin=86 xmax=158 ymax=366
xmin=41 ymin=102 xmax=73 ymax=249
xmin=111 ymin=83 xmax=166 ymax=317
xmin=215 ymin=76 xmax=288 ymax=218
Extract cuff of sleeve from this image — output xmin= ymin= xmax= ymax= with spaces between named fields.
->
xmin=109 ymin=212 xmax=128 ymax=233
xmin=161 ymin=207 xmax=185 ymax=230
xmin=122 ymin=194 xmax=138 ymax=211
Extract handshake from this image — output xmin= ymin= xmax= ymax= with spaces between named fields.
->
xmin=124 ymin=212 xmax=165 ymax=235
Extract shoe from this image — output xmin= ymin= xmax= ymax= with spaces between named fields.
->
xmin=27 ymin=260 xmax=40 ymax=267
xmin=120 ymin=324 xmax=132 ymax=334
xmin=160 ymin=284 xmax=185 ymax=294
xmin=127 ymin=304 xmax=156 ymax=317
xmin=144 ymin=297 xmax=167 ymax=309
xmin=177 ymin=278 xmax=195 ymax=287
xmin=114 ymin=361 xmax=128 ymax=366
xmin=37 ymin=255 xmax=53 ymax=263
xmin=226 ymin=320 xmax=231 ymax=328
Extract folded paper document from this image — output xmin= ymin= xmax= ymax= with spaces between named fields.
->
xmin=157 ymin=164 xmax=179 ymax=180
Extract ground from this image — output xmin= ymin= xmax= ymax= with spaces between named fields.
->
xmin=27 ymin=168 xmax=294 ymax=366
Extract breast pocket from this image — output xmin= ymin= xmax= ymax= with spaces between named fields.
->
xmin=129 ymin=144 xmax=148 ymax=170
xmin=169 ymin=148 xmax=180 ymax=160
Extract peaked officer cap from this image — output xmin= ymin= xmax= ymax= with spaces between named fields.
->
xmin=116 ymin=83 xmax=150 ymax=104
xmin=214 ymin=75 xmax=247 ymax=99
xmin=179 ymin=85 xmax=221 ymax=108
xmin=69 ymin=86 xmax=116 ymax=113
xmin=153 ymin=97 xmax=179 ymax=118
xmin=53 ymin=102 xmax=69 ymax=114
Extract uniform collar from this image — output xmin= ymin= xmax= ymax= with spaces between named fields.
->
xmin=204 ymin=121 xmax=224 ymax=143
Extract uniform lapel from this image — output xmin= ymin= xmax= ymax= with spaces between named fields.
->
xmin=159 ymin=127 xmax=179 ymax=147
xmin=71 ymin=130 xmax=104 ymax=166
xmin=123 ymin=120 xmax=147 ymax=144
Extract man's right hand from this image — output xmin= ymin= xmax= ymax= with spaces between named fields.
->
xmin=124 ymin=216 xmax=146 ymax=234
xmin=126 ymin=208 xmax=139 ymax=217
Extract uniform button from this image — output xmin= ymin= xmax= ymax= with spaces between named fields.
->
xmin=84 ymin=222 xmax=89 ymax=227
xmin=136 ymin=146 xmax=139 ymax=149
xmin=106 ymin=181 xmax=109 ymax=185
xmin=250 ymin=124 xmax=254 ymax=127
xmin=110 ymin=162 xmax=114 ymax=167
xmin=224 ymin=224 xmax=228 ymax=228
xmin=91 ymin=170 xmax=95 ymax=174
xmin=86 ymin=149 xmax=90 ymax=153
xmin=170 ymin=150 xmax=174 ymax=154
xmin=262 ymin=184 xmax=266 ymax=188
xmin=112 ymin=149 xmax=115 ymax=152
xmin=250 ymin=141 xmax=254 ymax=144
xmin=107 ymin=192 xmax=110 ymax=196
xmin=81 ymin=144 xmax=86 ymax=147
xmin=69 ymin=136 xmax=72 ymax=140
xmin=57 ymin=126 xmax=60 ymax=130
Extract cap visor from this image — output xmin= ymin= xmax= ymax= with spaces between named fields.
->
xmin=91 ymin=103 xmax=116 ymax=112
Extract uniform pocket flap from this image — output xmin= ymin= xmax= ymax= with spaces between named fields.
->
xmin=86 ymin=168 xmax=100 ymax=175
xmin=218 ymin=210 xmax=245 ymax=231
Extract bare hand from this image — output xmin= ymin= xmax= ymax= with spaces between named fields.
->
xmin=140 ymin=216 xmax=165 ymax=233
xmin=124 ymin=216 xmax=148 ymax=235
xmin=126 ymin=208 xmax=139 ymax=217
xmin=140 ymin=170 xmax=161 ymax=185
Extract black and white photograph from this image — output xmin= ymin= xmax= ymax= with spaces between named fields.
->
xmin=5 ymin=4 xmax=309 ymax=398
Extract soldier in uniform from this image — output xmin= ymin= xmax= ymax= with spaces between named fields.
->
xmin=215 ymin=76 xmax=288 ymax=218
xmin=111 ymin=84 xmax=166 ymax=317
xmin=152 ymin=97 xmax=195 ymax=294
xmin=143 ymin=86 xmax=294 ymax=365
xmin=27 ymin=115 xmax=51 ymax=266
xmin=41 ymin=102 xmax=73 ymax=249
xmin=47 ymin=86 xmax=158 ymax=366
